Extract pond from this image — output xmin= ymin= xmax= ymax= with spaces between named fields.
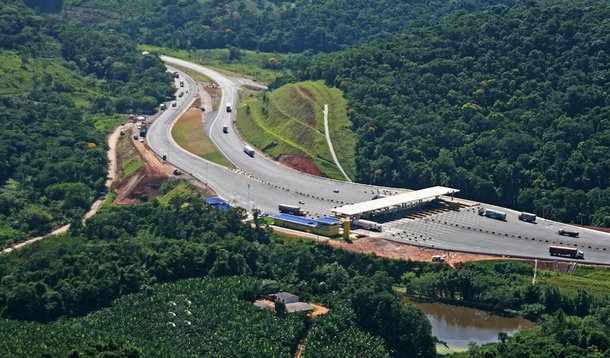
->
xmin=405 ymin=298 xmax=536 ymax=352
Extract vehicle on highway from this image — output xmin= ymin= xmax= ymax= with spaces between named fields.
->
xmin=298 ymin=200 xmax=305 ymax=204
xmin=243 ymin=146 xmax=255 ymax=157
xmin=133 ymin=134 xmax=139 ymax=140
xmin=139 ymin=137 xmax=144 ymax=142
xmin=278 ymin=204 xmax=305 ymax=216
xmin=171 ymin=100 xmax=177 ymax=107
xmin=222 ymin=125 xmax=229 ymax=133
xmin=333 ymin=189 xmax=340 ymax=193
xmin=518 ymin=212 xmax=536 ymax=222
xmin=178 ymin=91 xmax=184 ymax=97
xmin=160 ymin=103 xmax=166 ymax=110
xmin=352 ymin=218 xmax=383 ymax=232
xmin=478 ymin=207 xmax=507 ymax=221
xmin=173 ymin=71 xmax=179 ymax=78
xmin=226 ymin=103 xmax=232 ymax=112
xmin=549 ymin=245 xmax=584 ymax=259
xmin=558 ymin=228 xmax=579 ymax=237
xmin=179 ymin=80 xmax=184 ymax=87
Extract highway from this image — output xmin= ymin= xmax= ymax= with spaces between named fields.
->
xmin=148 ymin=57 xmax=400 ymax=217
xmin=148 ymin=56 xmax=610 ymax=265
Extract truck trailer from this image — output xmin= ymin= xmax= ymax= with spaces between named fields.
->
xmin=352 ymin=219 xmax=383 ymax=232
xmin=518 ymin=212 xmax=536 ymax=222
xmin=549 ymin=245 xmax=584 ymax=259
xmin=278 ymin=204 xmax=305 ymax=216
xmin=478 ymin=208 xmax=507 ymax=221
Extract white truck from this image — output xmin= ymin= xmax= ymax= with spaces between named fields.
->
xmin=243 ymin=145 xmax=255 ymax=157
xmin=478 ymin=207 xmax=507 ymax=221
xmin=353 ymin=219 xmax=383 ymax=232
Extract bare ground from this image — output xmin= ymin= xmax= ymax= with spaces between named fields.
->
xmin=279 ymin=154 xmax=323 ymax=176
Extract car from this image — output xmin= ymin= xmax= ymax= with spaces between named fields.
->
xmin=133 ymin=134 xmax=139 ymax=140
xmin=171 ymin=100 xmax=177 ymax=107
xmin=298 ymin=200 xmax=305 ymax=204
xmin=333 ymin=189 xmax=340 ymax=193
xmin=139 ymin=137 xmax=144 ymax=142
xmin=178 ymin=91 xmax=184 ymax=97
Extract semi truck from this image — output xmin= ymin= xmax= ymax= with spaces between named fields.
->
xmin=478 ymin=207 xmax=507 ymax=221
xmin=243 ymin=145 xmax=255 ymax=157
xmin=518 ymin=212 xmax=536 ymax=223
xmin=558 ymin=228 xmax=579 ymax=237
xmin=278 ymin=204 xmax=305 ymax=216
xmin=549 ymin=245 xmax=584 ymax=259
xmin=226 ymin=103 xmax=232 ymax=112
xmin=352 ymin=219 xmax=383 ymax=232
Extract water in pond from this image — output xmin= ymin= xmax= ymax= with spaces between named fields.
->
xmin=405 ymin=298 xmax=536 ymax=350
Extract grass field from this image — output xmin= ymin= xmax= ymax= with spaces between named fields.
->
xmin=156 ymin=180 xmax=202 ymax=206
xmin=537 ymin=264 xmax=610 ymax=296
xmin=237 ymin=81 xmax=355 ymax=180
xmin=171 ymin=108 xmax=233 ymax=168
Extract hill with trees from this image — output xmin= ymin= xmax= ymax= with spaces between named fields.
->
xmin=290 ymin=2 xmax=610 ymax=226
xmin=0 ymin=2 xmax=174 ymax=248
xmin=59 ymin=0 xmax=524 ymax=53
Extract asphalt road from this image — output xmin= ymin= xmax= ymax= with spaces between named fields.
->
xmin=148 ymin=56 xmax=610 ymax=265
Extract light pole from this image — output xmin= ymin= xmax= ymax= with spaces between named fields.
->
xmin=247 ymin=184 xmax=251 ymax=210
xmin=205 ymin=162 xmax=208 ymax=185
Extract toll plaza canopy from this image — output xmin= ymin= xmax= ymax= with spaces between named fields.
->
xmin=331 ymin=186 xmax=459 ymax=217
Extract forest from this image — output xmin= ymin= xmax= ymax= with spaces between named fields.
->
xmin=60 ymin=0 xmax=525 ymax=53
xmin=0 ymin=2 xmax=174 ymax=248
xmin=0 ymin=181 xmax=435 ymax=357
xmin=290 ymin=3 xmax=610 ymax=226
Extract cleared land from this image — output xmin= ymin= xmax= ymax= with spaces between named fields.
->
xmin=237 ymin=81 xmax=355 ymax=179
xmin=171 ymin=107 xmax=233 ymax=168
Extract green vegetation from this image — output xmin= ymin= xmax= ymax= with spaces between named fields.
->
xmin=171 ymin=109 xmax=233 ymax=168
xmin=0 ymin=185 xmax=435 ymax=356
xmin=292 ymin=3 xmax=610 ymax=226
xmin=537 ymin=265 xmax=610 ymax=297
xmin=156 ymin=179 xmax=202 ymax=206
xmin=64 ymin=0 xmax=524 ymax=53
xmin=0 ymin=277 xmax=306 ymax=357
xmin=237 ymin=81 xmax=353 ymax=179
xmin=0 ymin=2 xmax=174 ymax=249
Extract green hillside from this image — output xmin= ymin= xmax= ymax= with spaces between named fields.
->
xmin=0 ymin=277 xmax=306 ymax=357
xmin=237 ymin=81 xmax=355 ymax=180
xmin=295 ymin=2 xmax=610 ymax=226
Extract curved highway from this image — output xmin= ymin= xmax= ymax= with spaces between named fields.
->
xmin=149 ymin=57 xmax=399 ymax=217
xmin=148 ymin=56 xmax=610 ymax=265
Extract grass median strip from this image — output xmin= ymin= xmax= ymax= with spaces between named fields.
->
xmin=171 ymin=108 xmax=234 ymax=168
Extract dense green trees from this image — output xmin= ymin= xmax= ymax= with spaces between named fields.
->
xmin=60 ymin=0 xmax=524 ymax=53
xmin=0 ymin=2 xmax=174 ymax=248
xmin=0 ymin=187 xmax=435 ymax=356
xmin=292 ymin=3 xmax=610 ymax=225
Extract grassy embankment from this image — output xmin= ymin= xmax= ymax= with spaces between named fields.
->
xmin=116 ymin=131 xmax=143 ymax=180
xmin=237 ymin=81 xmax=356 ymax=180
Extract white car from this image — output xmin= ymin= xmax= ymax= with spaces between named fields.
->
xmin=139 ymin=137 xmax=145 ymax=142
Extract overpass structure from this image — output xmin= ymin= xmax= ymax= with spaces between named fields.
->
xmin=331 ymin=186 xmax=459 ymax=218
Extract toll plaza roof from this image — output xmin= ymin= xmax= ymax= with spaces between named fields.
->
xmin=331 ymin=186 xmax=459 ymax=217
xmin=272 ymin=214 xmax=318 ymax=227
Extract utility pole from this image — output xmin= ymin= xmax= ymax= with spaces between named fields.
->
xmin=247 ymin=184 xmax=251 ymax=210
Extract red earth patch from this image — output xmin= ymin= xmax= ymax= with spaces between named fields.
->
xmin=279 ymin=155 xmax=323 ymax=177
